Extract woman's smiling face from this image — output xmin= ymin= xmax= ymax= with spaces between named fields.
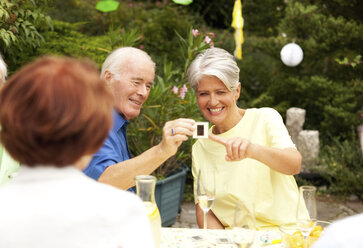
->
xmin=196 ymin=76 xmax=241 ymax=132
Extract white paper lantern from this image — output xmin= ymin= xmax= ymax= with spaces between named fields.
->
xmin=280 ymin=43 xmax=304 ymax=67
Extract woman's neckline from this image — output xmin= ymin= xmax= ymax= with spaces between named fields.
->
xmin=212 ymin=108 xmax=246 ymax=135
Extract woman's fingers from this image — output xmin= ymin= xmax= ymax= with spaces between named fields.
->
xmin=209 ymin=135 xmax=250 ymax=161
xmin=231 ymin=138 xmax=242 ymax=159
xmin=239 ymin=140 xmax=248 ymax=158
xmin=208 ymin=134 xmax=227 ymax=145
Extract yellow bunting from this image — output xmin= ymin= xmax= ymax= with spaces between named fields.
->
xmin=231 ymin=0 xmax=244 ymax=59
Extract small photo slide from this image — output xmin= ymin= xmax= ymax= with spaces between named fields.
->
xmin=193 ymin=122 xmax=209 ymax=139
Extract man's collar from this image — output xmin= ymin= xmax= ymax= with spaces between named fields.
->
xmin=112 ymin=109 xmax=129 ymax=131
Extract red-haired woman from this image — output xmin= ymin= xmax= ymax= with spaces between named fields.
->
xmin=0 ymin=57 xmax=155 ymax=248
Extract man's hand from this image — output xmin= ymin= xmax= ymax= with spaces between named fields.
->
xmin=208 ymin=134 xmax=251 ymax=161
xmin=160 ymin=118 xmax=195 ymax=157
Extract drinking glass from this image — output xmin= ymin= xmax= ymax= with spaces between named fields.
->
xmin=296 ymin=185 xmax=317 ymax=248
xmin=196 ymin=168 xmax=216 ymax=229
xmin=233 ymin=200 xmax=256 ymax=248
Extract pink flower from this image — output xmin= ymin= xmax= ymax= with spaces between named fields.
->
xmin=179 ymin=84 xmax=188 ymax=99
xmin=139 ymin=45 xmax=144 ymax=50
xmin=210 ymin=42 xmax=215 ymax=48
xmin=179 ymin=92 xmax=186 ymax=99
xmin=208 ymin=32 xmax=215 ymax=38
xmin=192 ymin=29 xmax=199 ymax=37
xmin=180 ymin=84 xmax=188 ymax=93
xmin=172 ymin=86 xmax=179 ymax=94
xmin=204 ymin=36 xmax=211 ymax=44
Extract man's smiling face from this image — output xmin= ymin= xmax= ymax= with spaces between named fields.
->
xmin=110 ymin=57 xmax=155 ymax=120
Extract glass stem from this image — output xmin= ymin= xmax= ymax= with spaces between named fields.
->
xmin=303 ymin=236 xmax=308 ymax=248
xmin=203 ymin=210 xmax=207 ymax=229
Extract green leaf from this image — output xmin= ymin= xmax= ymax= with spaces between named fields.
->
xmin=172 ymin=0 xmax=193 ymax=6
xmin=31 ymin=12 xmax=38 ymax=20
xmin=45 ymin=16 xmax=53 ymax=30
xmin=9 ymin=31 xmax=17 ymax=42
xmin=0 ymin=7 xmax=10 ymax=20
xmin=2 ymin=33 xmax=10 ymax=46
xmin=23 ymin=25 xmax=30 ymax=37
xmin=142 ymin=114 xmax=159 ymax=130
xmin=95 ymin=0 xmax=119 ymax=13
xmin=18 ymin=8 xmax=25 ymax=17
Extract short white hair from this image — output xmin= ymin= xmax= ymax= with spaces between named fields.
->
xmin=0 ymin=53 xmax=7 ymax=83
xmin=187 ymin=47 xmax=240 ymax=91
xmin=100 ymin=47 xmax=155 ymax=78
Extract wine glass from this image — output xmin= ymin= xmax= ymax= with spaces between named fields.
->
xmin=196 ymin=168 xmax=216 ymax=229
xmin=296 ymin=186 xmax=317 ymax=248
xmin=233 ymin=200 xmax=256 ymax=248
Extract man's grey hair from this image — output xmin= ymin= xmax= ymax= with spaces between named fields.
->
xmin=187 ymin=47 xmax=240 ymax=91
xmin=0 ymin=53 xmax=7 ymax=83
xmin=100 ymin=47 xmax=155 ymax=78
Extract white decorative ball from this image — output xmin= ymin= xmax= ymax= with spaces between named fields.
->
xmin=280 ymin=43 xmax=304 ymax=67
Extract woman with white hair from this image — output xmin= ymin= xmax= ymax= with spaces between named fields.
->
xmin=188 ymin=47 xmax=303 ymax=229
xmin=0 ymin=53 xmax=20 ymax=186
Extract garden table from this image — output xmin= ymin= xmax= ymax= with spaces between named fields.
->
xmin=160 ymin=227 xmax=285 ymax=248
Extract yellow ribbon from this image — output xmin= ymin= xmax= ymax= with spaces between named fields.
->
xmin=231 ymin=0 xmax=244 ymax=59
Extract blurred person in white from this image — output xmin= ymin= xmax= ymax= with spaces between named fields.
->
xmin=311 ymin=213 xmax=363 ymax=248
xmin=0 ymin=52 xmax=20 ymax=186
xmin=0 ymin=56 xmax=155 ymax=248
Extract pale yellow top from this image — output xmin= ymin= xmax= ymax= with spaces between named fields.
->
xmin=192 ymin=108 xmax=301 ymax=229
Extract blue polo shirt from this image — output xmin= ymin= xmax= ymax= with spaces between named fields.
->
xmin=83 ymin=109 xmax=131 ymax=181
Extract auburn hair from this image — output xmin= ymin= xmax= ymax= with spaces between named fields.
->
xmin=0 ymin=56 xmax=113 ymax=167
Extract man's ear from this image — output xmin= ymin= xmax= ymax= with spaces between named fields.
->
xmin=235 ymin=82 xmax=241 ymax=101
xmin=103 ymin=70 xmax=112 ymax=83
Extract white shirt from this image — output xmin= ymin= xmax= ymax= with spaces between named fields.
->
xmin=0 ymin=166 xmax=155 ymax=248
xmin=312 ymin=213 xmax=363 ymax=248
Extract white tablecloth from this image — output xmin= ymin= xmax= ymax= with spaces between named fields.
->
xmin=161 ymin=227 xmax=285 ymax=248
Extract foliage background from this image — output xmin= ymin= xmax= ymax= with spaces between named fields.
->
xmin=1 ymin=0 xmax=362 ymax=199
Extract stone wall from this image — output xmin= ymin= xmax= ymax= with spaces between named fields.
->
xmin=286 ymin=107 xmax=320 ymax=171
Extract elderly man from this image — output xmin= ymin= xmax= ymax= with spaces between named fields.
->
xmin=83 ymin=47 xmax=195 ymax=190
xmin=0 ymin=53 xmax=20 ymax=186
